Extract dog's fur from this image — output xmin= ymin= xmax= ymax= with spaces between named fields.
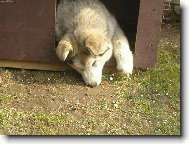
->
xmin=56 ymin=0 xmax=133 ymax=87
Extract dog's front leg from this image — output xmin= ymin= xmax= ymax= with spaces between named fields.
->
xmin=56 ymin=34 xmax=74 ymax=62
xmin=112 ymin=25 xmax=133 ymax=75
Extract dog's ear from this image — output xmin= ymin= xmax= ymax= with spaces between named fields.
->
xmin=56 ymin=36 xmax=74 ymax=61
xmin=85 ymin=34 xmax=106 ymax=56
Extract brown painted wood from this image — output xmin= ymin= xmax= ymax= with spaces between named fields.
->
xmin=0 ymin=0 xmax=59 ymax=63
xmin=134 ymin=0 xmax=164 ymax=68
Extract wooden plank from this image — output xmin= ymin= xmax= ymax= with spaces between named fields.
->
xmin=0 ymin=60 xmax=69 ymax=71
xmin=0 ymin=0 xmax=58 ymax=63
xmin=134 ymin=0 xmax=164 ymax=68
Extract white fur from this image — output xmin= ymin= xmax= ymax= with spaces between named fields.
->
xmin=56 ymin=0 xmax=133 ymax=87
xmin=112 ymin=26 xmax=133 ymax=74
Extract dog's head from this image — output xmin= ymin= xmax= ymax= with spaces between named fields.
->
xmin=56 ymin=34 xmax=112 ymax=87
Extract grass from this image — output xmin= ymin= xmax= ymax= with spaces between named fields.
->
xmin=0 ymin=23 xmax=180 ymax=135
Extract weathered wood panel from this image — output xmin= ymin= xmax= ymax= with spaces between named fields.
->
xmin=0 ymin=59 xmax=66 ymax=71
xmin=134 ymin=0 xmax=164 ymax=68
xmin=0 ymin=0 xmax=58 ymax=63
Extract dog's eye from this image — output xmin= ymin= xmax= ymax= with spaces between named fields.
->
xmin=92 ymin=61 xmax=97 ymax=67
xmin=99 ymin=53 xmax=104 ymax=56
xmin=98 ymin=47 xmax=110 ymax=56
xmin=84 ymin=48 xmax=91 ymax=55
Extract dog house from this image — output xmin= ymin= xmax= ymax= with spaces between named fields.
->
xmin=0 ymin=0 xmax=164 ymax=71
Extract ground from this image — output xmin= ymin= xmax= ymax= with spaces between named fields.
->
xmin=0 ymin=23 xmax=180 ymax=135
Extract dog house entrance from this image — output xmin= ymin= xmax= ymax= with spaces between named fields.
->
xmin=100 ymin=0 xmax=140 ymax=52
xmin=56 ymin=0 xmax=140 ymax=52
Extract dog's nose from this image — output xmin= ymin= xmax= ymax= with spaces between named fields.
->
xmin=88 ymin=82 xmax=98 ymax=88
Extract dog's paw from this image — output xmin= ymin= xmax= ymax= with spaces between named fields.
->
xmin=113 ymin=40 xmax=133 ymax=76
xmin=116 ymin=53 xmax=133 ymax=75
xmin=117 ymin=61 xmax=133 ymax=75
xmin=56 ymin=41 xmax=73 ymax=61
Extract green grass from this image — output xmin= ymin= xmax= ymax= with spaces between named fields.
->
xmin=0 ymin=24 xmax=180 ymax=135
xmin=0 ymin=93 xmax=17 ymax=104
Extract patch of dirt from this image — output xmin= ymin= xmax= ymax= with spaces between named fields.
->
xmin=0 ymin=69 xmax=118 ymax=113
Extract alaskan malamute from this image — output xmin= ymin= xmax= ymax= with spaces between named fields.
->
xmin=56 ymin=0 xmax=133 ymax=87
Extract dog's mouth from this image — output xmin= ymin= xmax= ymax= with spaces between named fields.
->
xmin=86 ymin=82 xmax=98 ymax=88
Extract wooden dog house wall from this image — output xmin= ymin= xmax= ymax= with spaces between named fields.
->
xmin=0 ymin=0 xmax=164 ymax=71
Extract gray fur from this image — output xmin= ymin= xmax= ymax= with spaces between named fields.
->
xmin=56 ymin=0 xmax=133 ymax=87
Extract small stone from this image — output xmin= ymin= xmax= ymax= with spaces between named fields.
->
xmin=114 ymin=104 xmax=118 ymax=108
xmin=109 ymin=76 xmax=113 ymax=81
xmin=113 ymin=103 xmax=118 ymax=109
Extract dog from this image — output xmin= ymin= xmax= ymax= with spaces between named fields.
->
xmin=56 ymin=0 xmax=133 ymax=87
